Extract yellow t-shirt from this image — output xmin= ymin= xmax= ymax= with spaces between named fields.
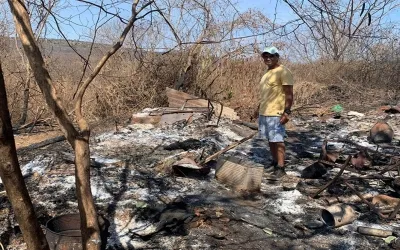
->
xmin=259 ymin=65 xmax=294 ymax=116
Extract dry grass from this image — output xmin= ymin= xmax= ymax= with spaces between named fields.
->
xmin=2 ymin=40 xmax=399 ymax=125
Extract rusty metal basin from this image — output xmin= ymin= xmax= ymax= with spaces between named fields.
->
xmin=45 ymin=213 xmax=82 ymax=250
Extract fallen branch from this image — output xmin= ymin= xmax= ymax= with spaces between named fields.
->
xmin=343 ymin=181 xmax=386 ymax=219
xmin=312 ymin=155 xmax=351 ymax=198
xmin=17 ymin=135 xmax=66 ymax=152
xmin=13 ymin=118 xmax=48 ymax=131
xmin=324 ymin=193 xmax=374 ymax=205
xmin=292 ymin=105 xmax=321 ymax=112
xmin=342 ymin=175 xmax=394 ymax=181
xmin=201 ymin=132 xmax=257 ymax=164
xmin=232 ymin=120 xmax=258 ymax=130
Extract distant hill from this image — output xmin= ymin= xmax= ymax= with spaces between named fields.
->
xmin=0 ymin=36 xmax=136 ymax=60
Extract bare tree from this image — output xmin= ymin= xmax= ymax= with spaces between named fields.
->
xmin=284 ymin=0 xmax=399 ymax=61
xmin=17 ymin=0 xmax=57 ymax=126
xmin=0 ymin=61 xmax=49 ymax=250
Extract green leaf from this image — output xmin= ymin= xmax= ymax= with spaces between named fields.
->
xmin=384 ymin=236 xmax=396 ymax=244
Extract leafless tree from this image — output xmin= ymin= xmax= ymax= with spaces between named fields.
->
xmin=283 ymin=0 xmax=399 ymax=61
xmin=0 ymin=61 xmax=49 ymax=250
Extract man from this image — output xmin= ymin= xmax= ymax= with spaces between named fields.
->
xmin=258 ymin=46 xmax=294 ymax=178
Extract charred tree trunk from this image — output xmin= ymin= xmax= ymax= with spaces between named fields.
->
xmin=0 ymin=62 xmax=49 ymax=250
xmin=7 ymin=0 xmax=101 ymax=249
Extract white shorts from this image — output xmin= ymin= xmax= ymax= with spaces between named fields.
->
xmin=258 ymin=115 xmax=286 ymax=142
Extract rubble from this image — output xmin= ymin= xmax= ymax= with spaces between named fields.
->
xmin=2 ymin=96 xmax=400 ymax=249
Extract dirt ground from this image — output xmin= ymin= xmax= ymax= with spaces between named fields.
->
xmin=2 ymin=109 xmax=400 ymax=250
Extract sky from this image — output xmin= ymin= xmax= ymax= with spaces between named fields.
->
xmin=2 ymin=0 xmax=400 ymax=51
xmin=36 ymin=0 xmax=298 ymax=41
xmin=237 ymin=0 xmax=295 ymax=21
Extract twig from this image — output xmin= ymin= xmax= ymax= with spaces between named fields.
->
xmin=13 ymin=119 xmax=46 ymax=131
xmin=343 ymin=180 xmax=387 ymax=219
xmin=201 ymin=132 xmax=256 ymax=164
xmin=312 ymin=155 xmax=351 ymax=198
xmin=27 ymin=107 xmax=45 ymax=133
xmin=342 ymin=175 xmax=394 ymax=181
xmin=115 ymin=120 xmax=119 ymax=133
xmin=182 ymin=114 xmax=193 ymax=129
xmin=389 ymin=200 xmax=400 ymax=219
xmin=0 ymin=241 xmax=4 ymax=250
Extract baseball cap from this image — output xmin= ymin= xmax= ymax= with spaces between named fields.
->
xmin=262 ymin=46 xmax=279 ymax=55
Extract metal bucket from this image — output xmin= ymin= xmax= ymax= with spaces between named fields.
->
xmin=45 ymin=214 xmax=82 ymax=250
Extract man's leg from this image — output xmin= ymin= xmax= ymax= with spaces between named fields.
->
xmin=259 ymin=115 xmax=275 ymax=167
xmin=275 ymin=142 xmax=285 ymax=167
xmin=267 ymin=117 xmax=286 ymax=178
xmin=268 ymin=142 xmax=278 ymax=164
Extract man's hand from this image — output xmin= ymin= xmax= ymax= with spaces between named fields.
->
xmin=280 ymin=113 xmax=289 ymax=125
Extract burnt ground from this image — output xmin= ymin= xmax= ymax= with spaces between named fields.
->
xmin=1 ymin=109 xmax=400 ymax=250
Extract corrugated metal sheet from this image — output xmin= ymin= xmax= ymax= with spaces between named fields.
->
xmin=215 ymin=156 xmax=263 ymax=192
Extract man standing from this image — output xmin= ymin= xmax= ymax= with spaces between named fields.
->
xmin=258 ymin=46 xmax=294 ymax=178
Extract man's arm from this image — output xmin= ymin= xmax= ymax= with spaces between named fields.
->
xmin=283 ymin=85 xmax=293 ymax=112
xmin=280 ymin=85 xmax=293 ymax=124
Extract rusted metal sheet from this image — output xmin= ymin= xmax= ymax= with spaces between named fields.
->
xmin=215 ymin=156 xmax=263 ymax=192
xmin=166 ymin=87 xmax=240 ymax=120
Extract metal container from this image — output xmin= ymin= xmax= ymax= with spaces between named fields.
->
xmin=321 ymin=204 xmax=358 ymax=228
xmin=45 ymin=213 xmax=82 ymax=250
xmin=215 ymin=156 xmax=264 ymax=192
